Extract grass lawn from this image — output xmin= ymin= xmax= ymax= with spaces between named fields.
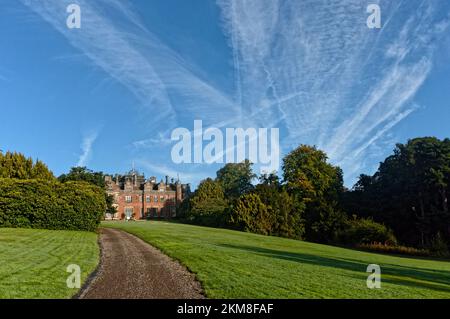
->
xmin=104 ymin=220 xmax=450 ymax=299
xmin=0 ymin=228 xmax=99 ymax=299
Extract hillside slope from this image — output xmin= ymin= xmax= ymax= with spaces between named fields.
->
xmin=104 ymin=221 xmax=450 ymax=299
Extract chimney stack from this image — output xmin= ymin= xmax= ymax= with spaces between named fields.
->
xmin=165 ymin=175 xmax=169 ymax=185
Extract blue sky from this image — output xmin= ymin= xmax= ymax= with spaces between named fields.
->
xmin=1 ymin=0 xmax=449 ymax=188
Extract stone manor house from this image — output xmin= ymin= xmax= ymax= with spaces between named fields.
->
xmin=105 ymin=169 xmax=190 ymax=220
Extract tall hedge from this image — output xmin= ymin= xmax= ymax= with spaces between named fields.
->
xmin=0 ymin=179 xmax=105 ymax=232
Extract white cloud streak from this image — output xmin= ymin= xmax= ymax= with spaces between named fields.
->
xmin=77 ymin=131 xmax=98 ymax=167
xmin=17 ymin=0 xmax=450 ymax=185
xmin=19 ymin=0 xmax=243 ymax=132
xmin=217 ymin=0 xmax=450 ymax=184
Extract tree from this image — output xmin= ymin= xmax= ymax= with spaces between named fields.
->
xmin=345 ymin=137 xmax=450 ymax=250
xmin=31 ymin=160 xmax=54 ymax=180
xmin=105 ymin=194 xmax=118 ymax=219
xmin=231 ymin=193 xmax=273 ymax=235
xmin=188 ymin=178 xmax=229 ymax=226
xmin=58 ymin=167 xmax=105 ymax=188
xmin=282 ymin=145 xmax=345 ymax=243
xmin=58 ymin=167 xmax=114 ymax=219
xmin=216 ymin=160 xmax=256 ymax=199
xmin=0 ymin=151 xmax=54 ymax=180
xmin=258 ymin=172 xmax=280 ymax=186
xmin=254 ymin=174 xmax=305 ymax=239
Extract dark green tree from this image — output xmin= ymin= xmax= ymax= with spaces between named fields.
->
xmin=58 ymin=167 xmax=105 ymax=188
xmin=105 ymin=194 xmax=118 ymax=218
xmin=0 ymin=151 xmax=54 ymax=180
xmin=216 ymin=160 xmax=256 ymax=199
xmin=188 ymin=178 xmax=229 ymax=226
xmin=58 ymin=167 xmax=114 ymax=219
xmin=231 ymin=193 xmax=273 ymax=235
xmin=345 ymin=137 xmax=450 ymax=250
xmin=282 ymin=145 xmax=345 ymax=243
xmin=254 ymin=174 xmax=305 ymax=239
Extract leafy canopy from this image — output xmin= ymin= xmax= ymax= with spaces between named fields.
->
xmin=0 ymin=151 xmax=54 ymax=180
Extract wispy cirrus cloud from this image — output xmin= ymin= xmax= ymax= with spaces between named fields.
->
xmin=217 ymin=0 xmax=450 ymax=183
xmin=77 ymin=131 xmax=98 ymax=167
xmin=19 ymin=0 xmax=243 ymax=133
xmin=135 ymin=160 xmax=203 ymax=185
xmin=17 ymin=0 xmax=450 ymax=185
xmin=132 ymin=132 xmax=172 ymax=149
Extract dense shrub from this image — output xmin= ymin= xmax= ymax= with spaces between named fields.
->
xmin=254 ymin=183 xmax=305 ymax=240
xmin=58 ymin=166 xmax=117 ymax=218
xmin=337 ymin=216 xmax=397 ymax=246
xmin=231 ymin=193 xmax=274 ymax=235
xmin=0 ymin=179 xmax=106 ymax=232
xmin=357 ymin=243 xmax=432 ymax=258
xmin=344 ymin=137 xmax=450 ymax=250
xmin=429 ymin=232 xmax=450 ymax=257
xmin=187 ymin=178 xmax=229 ymax=227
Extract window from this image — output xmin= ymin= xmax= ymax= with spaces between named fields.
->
xmin=125 ymin=195 xmax=132 ymax=203
xmin=146 ymin=208 xmax=158 ymax=218
xmin=146 ymin=195 xmax=151 ymax=203
xmin=160 ymin=196 xmax=165 ymax=202
xmin=154 ymin=196 xmax=158 ymax=202
xmin=125 ymin=207 xmax=133 ymax=219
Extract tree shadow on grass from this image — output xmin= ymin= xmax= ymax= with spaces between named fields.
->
xmin=219 ymin=244 xmax=450 ymax=295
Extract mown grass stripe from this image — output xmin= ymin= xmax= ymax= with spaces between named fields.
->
xmin=0 ymin=228 xmax=99 ymax=299
xmin=103 ymin=221 xmax=450 ymax=299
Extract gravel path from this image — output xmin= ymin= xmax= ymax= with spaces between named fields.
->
xmin=78 ymin=228 xmax=204 ymax=299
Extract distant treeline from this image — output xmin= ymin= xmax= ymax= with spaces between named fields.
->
xmin=1 ymin=136 xmax=449 ymax=256
xmin=179 ymin=137 xmax=450 ymax=257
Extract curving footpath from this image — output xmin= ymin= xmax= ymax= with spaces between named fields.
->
xmin=78 ymin=228 xmax=204 ymax=299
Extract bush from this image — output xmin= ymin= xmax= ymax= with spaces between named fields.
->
xmin=254 ymin=184 xmax=305 ymax=240
xmin=357 ymin=243 xmax=432 ymax=258
xmin=187 ymin=178 xmax=229 ymax=227
xmin=0 ymin=179 xmax=106 ymax=232
xmin=429 ymin=232 xmax=449 ymax=257
xmin=231 ymin=193 xmax=274 ymax=235
xmin=337 ymin=216 xmax=397 ymax=246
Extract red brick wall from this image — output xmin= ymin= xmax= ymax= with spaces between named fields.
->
xmin=111 ymin=191 xmax=177 ymax=220
xmin=116 ymin=192 xmax=143 ymax=219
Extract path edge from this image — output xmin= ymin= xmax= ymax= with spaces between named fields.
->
xmin=74 ymin=227 xmax=207 ymax=299
xmin=72 ymin=229 xmax=104 ymax=299
xmin=110 ymin=227 xmax=207 ymax=299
